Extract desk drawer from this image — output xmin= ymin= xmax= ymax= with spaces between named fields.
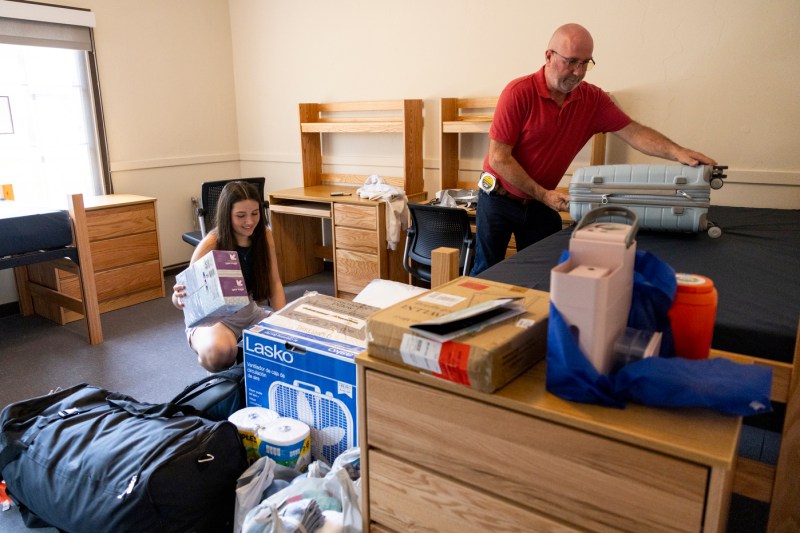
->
xmin=368 ymin=450 xmax=574 ymax=533
xmin=334 ymin=203 xmax=377 ymax=230
xmin=335 ymin=226 xmax=378 ymax=254
xmin=335 ymin=249 xmax=379 ymax=294
xmin=364 ymin=371 xmax=708 ymax=532
xmin=86 ymin=202 xmax=156 ymax=240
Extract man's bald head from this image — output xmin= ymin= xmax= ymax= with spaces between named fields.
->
xmin=548 ymin=23 xmax=594 ymax=57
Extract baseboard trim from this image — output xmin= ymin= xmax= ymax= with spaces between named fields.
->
xmin=163 ymin=263 xmax=189 ymax=277
xmin=0 ymin=301 xmax=20 ymax=318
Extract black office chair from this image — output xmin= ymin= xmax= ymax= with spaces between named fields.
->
xmin=403 ymin=203 xmax=475 ymax=285
xmin=182 ymin=177 xmax=269 ymax=247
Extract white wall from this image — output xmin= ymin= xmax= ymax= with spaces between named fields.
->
xmin=3 ymin=0 xmax=799 ymax=305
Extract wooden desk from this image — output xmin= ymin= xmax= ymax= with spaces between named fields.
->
xmin=357 ymin=353 xmax=741 ymax=532
xmin=269 ymin=185 xmax=413 ymax=298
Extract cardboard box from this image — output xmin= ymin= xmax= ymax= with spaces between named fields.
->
xmin=365 ymin=277 xmax=550 ymax=393
xmin=176 ymin=250 xmax=250 ymax=328
xmin=243 ymin=293 xmax=378 ymax=465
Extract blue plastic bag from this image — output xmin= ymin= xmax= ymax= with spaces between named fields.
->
xmin=546 ymin=250 xmax=772 ymax=416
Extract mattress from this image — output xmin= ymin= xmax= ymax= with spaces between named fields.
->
xmin=0 ymin=200 xmax=72 ymax=258
xmin=478 ymin=206 xmax=800 ymax=363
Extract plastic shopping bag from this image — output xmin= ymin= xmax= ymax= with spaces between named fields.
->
xmin=242 ymin=448 xmax=362 ymax=533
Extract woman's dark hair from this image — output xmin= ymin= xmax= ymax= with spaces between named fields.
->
xmin=213 ymin=181 xmax=273 ymax=302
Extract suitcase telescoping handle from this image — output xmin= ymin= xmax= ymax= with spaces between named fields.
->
xmin=572 ymin=206 xmax=639 ymax=248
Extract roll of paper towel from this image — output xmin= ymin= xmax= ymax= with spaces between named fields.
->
xmin=228 ymin=407 xmax=279 ymax=462
xmin=257 ymin=417 xmax=311 ymax=471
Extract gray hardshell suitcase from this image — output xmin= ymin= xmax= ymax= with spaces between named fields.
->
xmin=569 ymin=164 xmax=727 ymax=238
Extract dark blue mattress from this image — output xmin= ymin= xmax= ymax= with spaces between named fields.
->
xmin=0 ymin=200 xmax=73 ymax=258
xmin=479 ymin=206 xmax=800 ymax=363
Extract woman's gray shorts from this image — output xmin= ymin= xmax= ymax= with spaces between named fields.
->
xmin=186 ymin=300 xmax=271 ymax=345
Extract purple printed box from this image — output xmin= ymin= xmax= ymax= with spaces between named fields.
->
xmin=176 ymin=250 xmax=250 ymax=327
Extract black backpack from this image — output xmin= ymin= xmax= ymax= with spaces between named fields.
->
xmin=170 ymin=362 xmax=246 ymax=421
xmin=0 ymin=384 xmax=248 ymax=532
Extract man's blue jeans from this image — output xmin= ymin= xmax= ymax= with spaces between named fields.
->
xmin=470 ymin=190 xmax=562 ymax=276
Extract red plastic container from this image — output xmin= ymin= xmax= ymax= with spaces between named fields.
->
xmin=668 ymin=273 xmax=718 ymax=359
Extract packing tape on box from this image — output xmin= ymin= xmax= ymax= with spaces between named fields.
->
xmin=257 ymin=417 xmax=311 ymax=471
xmin=228 ymin=407 xmax=279 ymax=462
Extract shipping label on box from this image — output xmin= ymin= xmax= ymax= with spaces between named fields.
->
xmin=365 ymin=277 xmax=550 ymax=393
xmin=176 ymin=250 xmax=250 ymax=328
xmin=243 ymin=293 xmax=378 ymax=465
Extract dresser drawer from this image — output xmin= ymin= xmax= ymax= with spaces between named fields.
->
xmin=335 ymin=249 xmax=379 ymax=294
xmin=335 ymin=226 xmax=378 ymax=254
xmin=368 ymin=450 xmax=574 ymax=533
xmin=364 ymin=371 xmax=708 ymax=532
xmin=60 ymin=259 xmax=162 ymax=301
xmin=90 ymin=231 xmax=160 ymax=270
xmin=333 ymin=203 xmax=377 ymax=230
xmin=86 ymin=202 xmax=156 ymax=240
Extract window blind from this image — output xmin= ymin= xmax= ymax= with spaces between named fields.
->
xmin=0 ymin=0 xmax=95 ymax=50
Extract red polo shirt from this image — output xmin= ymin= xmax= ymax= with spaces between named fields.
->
xmin=485 ymin=66 xmax=631 ymax=195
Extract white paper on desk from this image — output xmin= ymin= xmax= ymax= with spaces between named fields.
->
xmin=409 ymin=298 xmax=525 ymax=343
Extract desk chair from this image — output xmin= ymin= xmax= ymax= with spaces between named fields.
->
xmin=403 ymin=203 xmax=474 ymax=286
xmin=182 ymin=177 xmax=268 ymax=247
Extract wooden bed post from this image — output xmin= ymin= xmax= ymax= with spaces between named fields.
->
xmin=431 ymin=247 xmax=460 ymax=288
xmin=767 ymin=319 xmax=800 ymax=532
xmin=68 ymin=194 xmax=103 ymax=345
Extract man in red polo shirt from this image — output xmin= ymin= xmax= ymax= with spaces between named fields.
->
xmin=470 ymin=23 xmax=716 ymax=275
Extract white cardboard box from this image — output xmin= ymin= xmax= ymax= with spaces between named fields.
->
xmin=176 ymin=250 xmax=249 ymax=328
xmin=243 ymin=293 xmax=378 ymax=465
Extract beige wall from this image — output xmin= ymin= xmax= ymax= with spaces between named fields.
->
xmin=231 ymin=0 xmax=800 ymax=209
xmin=1 ymin=0 xmax=241 ymax=303
xmin=2 ymin=0 xmax=799 ymax=304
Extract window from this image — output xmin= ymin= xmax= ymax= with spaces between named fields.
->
xmin=0 ymin=2 xmax=109 ymax=206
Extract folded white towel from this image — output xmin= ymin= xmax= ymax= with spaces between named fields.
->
xmin=356 ymin=175 xmax=408 ymax=250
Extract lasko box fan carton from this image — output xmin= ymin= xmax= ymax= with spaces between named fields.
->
xmin=365 ymin=277 xmax=550 ymax=393
xmin=176 ymin=250 xmax=250 ymax=328
xmin=243 ymin=293 xmax=378 ymax=465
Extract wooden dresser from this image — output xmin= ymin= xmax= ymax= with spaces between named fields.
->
xmin=25 ymin=194 xmax=164 ymax=323
xmin=356 ymin=353 xmax=741 ymax=533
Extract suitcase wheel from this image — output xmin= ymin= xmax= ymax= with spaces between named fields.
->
xmin=710 ymin=177 xmax=725 ymax=190
xmin=707 ymin=224 xmax=722 ymax=239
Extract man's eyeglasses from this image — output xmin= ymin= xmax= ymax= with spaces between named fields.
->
xmin=549 ymin=50 xmax=595 ymax=71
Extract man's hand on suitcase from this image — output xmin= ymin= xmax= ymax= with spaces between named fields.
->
xmin=675 ymin=147 xmax=717 ymax=167
xmin=543 ymin=189 xmax=570 ymax=212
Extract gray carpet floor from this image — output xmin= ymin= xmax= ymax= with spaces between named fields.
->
xmin=0 ymin=271 xmax=333 ymax=532
xmin=0 ymin=270 xmax=768 ymax=532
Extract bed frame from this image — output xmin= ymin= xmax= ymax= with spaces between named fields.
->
xmin=431 ymin=252 xmax=799 ymax=532
xmin=4 ymin=194 xmax=103 ymax=344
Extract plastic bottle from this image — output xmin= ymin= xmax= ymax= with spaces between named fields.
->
xmin=668 ymin=273 xmax=718 ymax=359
